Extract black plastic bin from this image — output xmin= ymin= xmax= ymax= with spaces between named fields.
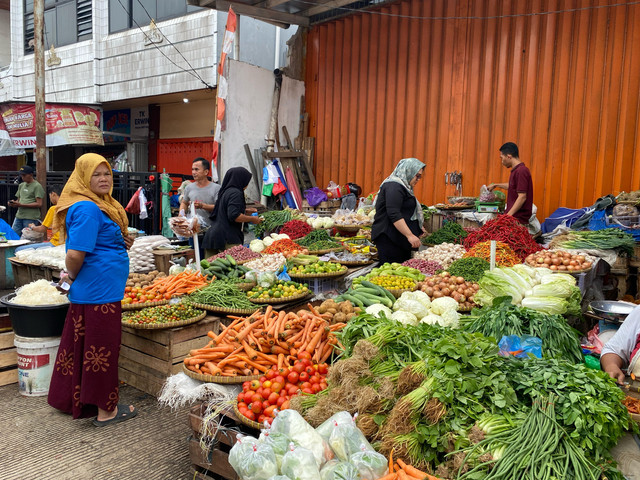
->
xmin=0 ymin=294 xmax=69 ymax=337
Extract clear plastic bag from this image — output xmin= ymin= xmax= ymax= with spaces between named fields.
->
xmin=270 ymin=409 xmax=334 ymax=467
xmin=21 ymin=227 xmax=44 ymax=241
xmin=349 ymin=447 xmax=388 ymax=480
xmin=281 ymin=444 xmax=321 ymax=480
xmin=259 ymin=425 xmax=294 ymax=470
xmin=319 ymin=460 xmax=360 ymax=480
xmin=328 ymin=418 xmax=374 ymax=461
xmin=316 ymin=411 xmax=354 ymax=441
xmin=498 ymin=335 xmax=542 ymax=359
xmin=268 ymin=476 xmax=293 ymax=480
xmin=228 ymin=435 xmax=278 ymax=480
xmin=479 ymin=185 xmax=497 ymax=202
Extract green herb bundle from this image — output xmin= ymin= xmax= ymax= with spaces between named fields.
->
xmin=186 ymin=279 xmax=257 ymax=310
xmin=447 ymin=257 xmax=490 ymax=282
xmin=423 ymin=221 xmax=468 ymax=245
xmin=556 ymin=228 xmax=635 ymax=255
xmin=254 ymin=210 xmax=293 ymax=238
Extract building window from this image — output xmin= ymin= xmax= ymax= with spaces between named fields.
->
xmin=109 ymin=0 xmax=202 ymax=33
xmin=24 ymin=0 xmax=92 ymax=53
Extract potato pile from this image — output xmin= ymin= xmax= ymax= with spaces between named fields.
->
xmin=317 ymin=298 xmax=359 ymax=324
xmin=126 ymin=270 xmax=166 ymax=289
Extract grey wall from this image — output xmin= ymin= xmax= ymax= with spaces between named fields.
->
xmin=0 ymin=10 xmax=11 ymax=67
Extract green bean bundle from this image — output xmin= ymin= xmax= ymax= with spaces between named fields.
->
xmin=254 ymin=210 xmax=294 ymax=238
xmin=187 ymin=279 xmax=257 ymax=309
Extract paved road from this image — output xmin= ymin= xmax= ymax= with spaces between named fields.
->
xmin=1 ymin=383 xmax=194 ymax=480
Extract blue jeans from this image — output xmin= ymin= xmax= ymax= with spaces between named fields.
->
xmin=15 ymin=241 xmax=53 ymax=252
xmin=12 ymin=218 xmax=40 ymax=238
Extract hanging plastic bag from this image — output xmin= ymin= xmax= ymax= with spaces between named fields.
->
xmin=259 ymin=423 xmax=294 ymax=470
xmin=272 ymin=179 xmax=287 ymax=196
xmin=277 ymin=264 xmax=291 ymax=282
xmin=349 ymin=446 xmax=388 ymax=480
xmin=228 ymin=435 xmax=278 ymax=480
xmin=305 ymin=187 xmax=328 ymax=207
xmin=270 ymin=409 xmax=333 ymax=467
xmin=281 ymin=444 xmax=321 ymax=480
xmin=319 ymin=460 xmax=360 ymax=480
xmin=498 ymin=335 xmax=542 ymax=359
xmin=20 ymin=227 xmax=44 ymax=242
xmin=125 ymin=187 xmax=142 ymax=214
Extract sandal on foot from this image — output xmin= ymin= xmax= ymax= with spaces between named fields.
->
xmin=92 ymin=404 xmax=137 ymax=427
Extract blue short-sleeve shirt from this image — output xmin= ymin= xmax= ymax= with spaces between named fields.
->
xmin=66 ymin=201 xmax=129 ymax=304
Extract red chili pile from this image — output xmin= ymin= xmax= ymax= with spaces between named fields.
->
xmin=463 ymin=215 xmax=543 ymax=261
xmin=279 ymin=219 xmax=313 ymax=240
xmin=262 ymin=238 xmax=309 ymax=257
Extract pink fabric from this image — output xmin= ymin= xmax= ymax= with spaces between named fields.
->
xmin=285 ymin=167 xmax=303 ymax=209
xmin=47 ymin=302 xmax=122 ymax=419
xmin=630 ymin=332 xmax=640 ymax=366
xmin=587 ymin=324 xmax=605 ymax=354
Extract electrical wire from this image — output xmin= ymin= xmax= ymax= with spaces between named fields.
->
xmin=296 ymin=0 xmax=640 ymax=20
xmin=133 ymin=0 xmax=214 ymax=89
xmin=115 ymin=0 xmax=213 ymax=89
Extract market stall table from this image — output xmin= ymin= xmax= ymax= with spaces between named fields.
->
xmin=0 ymin=240 xmax=31 ymax=288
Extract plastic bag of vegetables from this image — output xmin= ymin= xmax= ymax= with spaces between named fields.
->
xmin=229 ymin=435 xmax=279 ymax=480
xmin=281 ymin=444 xmax=321 ymax=480
xmin=270 ymin=409 xmax=333 ymax=467
xmin=316 ymin=411 xmax=354 ymax=441
xmin=327 ymin=415 xmax=373 ymax=461
xmin=259 ymin=428 xmax=294 ymax=470
xmin=349 ymin=447 xmax=388 ymax=480
xmin=319 ymin=460 xmax=360 ymax=480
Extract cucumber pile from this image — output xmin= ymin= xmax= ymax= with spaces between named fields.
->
xmin=335 ymin=280 xmax=395 ymax=308
xmin=200 ymin=255 xmax=250 ymax=280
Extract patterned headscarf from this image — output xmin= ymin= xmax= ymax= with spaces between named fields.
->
xmin=53 ymin=153 xmax=129 ymax=241
xmin=379 ymin=157 xmax=426 ymax=228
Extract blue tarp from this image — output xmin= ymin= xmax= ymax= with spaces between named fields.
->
xmin=541 ymin=207 xmax=588 ymax=234
xmin=0 ymin=219 xmax=20 ymax=240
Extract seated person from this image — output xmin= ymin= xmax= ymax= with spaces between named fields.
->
xmin=16 ymin=184 xmax=63 ymax=252
xmin=601 ymin=305 xmax=640 ymax=384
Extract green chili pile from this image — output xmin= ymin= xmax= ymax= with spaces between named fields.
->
xmin=446 ymin=257 xmax=490 ymax=282
xmin=423 ymin=221 xmax=468 ymax=245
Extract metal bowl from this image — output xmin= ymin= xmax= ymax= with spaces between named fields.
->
xmin=590 ymin=300 xmax=637 ymax=322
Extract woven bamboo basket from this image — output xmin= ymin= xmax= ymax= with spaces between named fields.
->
xmin=248 ymin=291 xmax=313 ymax=304
xmin=189 ymin=302 xmax=258 ymax=316
xmin=307 ymin=246 xmax=345 ymax=255
xmin=121 ymin=311 xmax=206 ymax=330
xmin=329 ymin=258 xmax=374 ymax=267
xmin=288 ymin=267 xmax=348 ymax=280
xmin=182 ymin=364 xmax=261 ymax=384
xmin=121 ymin=299 xmax=169 ymax=311
xmin=233 ymin=404 xmax=262 ymax=429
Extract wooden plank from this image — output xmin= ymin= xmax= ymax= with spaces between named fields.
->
xmin=0 ymin=347 xmax=17 ymax=368
xmin=189 ymin=436 xmax=239 ymax=480
xmin=0 ymin=331 xmax=15 ymax=350
xmin=243 ymin=144 xmax=261 ymax=194
xmin=301 ymin=151 xmax=317 ymax=188
xmin=120 ymin=330 xmax=171 ymax=361
xmin=171 ymin=335 xmax=213 ymax=360
xmin=121 ymin=316 xmax=221 ymax=346
xmin=120 ymin=345 xmax=179 ymax=376
xmin=0 ymin=367 xmax=18 ymax=386
xmin=262 ymin=151 xmax=302 ymax=159
xmin=282 ymin=126 xmax=293 ymax=150
xmin=215 ymin=0 xmax=308 ymax=28
xmin=118 ymin=366 xmax=164 ymax=397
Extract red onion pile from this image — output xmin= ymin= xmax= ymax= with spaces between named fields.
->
xmin=402 ymin=259 xmax=443 ymax=276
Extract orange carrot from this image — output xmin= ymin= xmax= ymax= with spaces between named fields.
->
xmin=305 ymin=323 xmax=327 ymax=353
xmin=306 ymin=303 xmax=322 ymax=317
xmin=204 ymin=361 xmax=222 ymax=376
xmin=398 ymin=459 xmax=433 ymax=480
xmin=397 ymin=470 xmax=409 ymax=480
xmin=277 ymin=353 xmax=285 ymax=370
xmin=378 ymin=474 xmax=398 ymax=480
xmin=236 ymin=317 xmax=265 ymax=342
xmin=389 ymin=448 xmax=394 ymax=473
xmin=255 ymin=351 xmax=278 ymax=365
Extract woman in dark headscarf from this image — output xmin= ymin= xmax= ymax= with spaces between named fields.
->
xmin=372 ymin=158 xmax=426 ymax=263
xmin=202 ymin=167 xmax=263 ymax=257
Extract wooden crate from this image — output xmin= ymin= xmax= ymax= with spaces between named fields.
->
xmin=0 ymin=324 xmax=18 ymax=387
xmin=301 ymin=199 xmax=341 ymax=216
xmin=9 ymin=258 xmax=31 ymax=288
xmin=119 ymin=315 xmax=222 ymax=396
xmin=152 ymin=248 xmax=196 ymax=274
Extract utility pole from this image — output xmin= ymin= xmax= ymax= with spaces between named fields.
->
xmin=33 ymin=0 xmax=47 ymax=218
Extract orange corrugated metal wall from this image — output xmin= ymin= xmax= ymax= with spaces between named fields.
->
xmin=305 ymin=0 xmax=640 ymax=220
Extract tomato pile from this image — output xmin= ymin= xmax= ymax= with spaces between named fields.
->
xmin=122 ymin=303 xmax=203 ymax=325
xmin=122 ymin=285 xmax=171 ymax=305
xmin=236 ymin=352 xmax=329 ymax=425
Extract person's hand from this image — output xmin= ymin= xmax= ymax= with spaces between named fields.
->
xmin=487 ymin=183 xmax=496 ymax=192
xmin=8 ymin=200 xmax=17 ymax=207
xmin=252 ymin=216 xmax=264 ymax=225
xmin=28 ymin=223 xmax=35 ymax=228
xmin=56 ymin=271 xmax=75 ymax=293
xmin=604 ymin=365 xmax=626 ymax=385
xmin=194 ymin=201 xmax=205 ymax=209
xmin=123 ymin=234 xmax=135 ymax=250
xmin=246 ymin=208 xmax=257 ymax=215
xmin=407 ymin=234 xmax=421 ymax=249
xmin=179 ymin=209 xmax=186 ymax=217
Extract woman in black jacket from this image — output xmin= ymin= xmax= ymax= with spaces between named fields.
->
xmin=372 ymin=158 xmax=426 ymax=263
xmin=202 ymin=167 xmax=262 ymax=257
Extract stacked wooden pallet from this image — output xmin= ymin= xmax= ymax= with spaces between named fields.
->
xmin=0 ymin=314 xmax=17 ymax=386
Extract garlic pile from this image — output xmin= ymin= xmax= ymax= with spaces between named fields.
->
xmin=414 ymin=243 xmax=466 ymax=268
xmin=128 ymin=235 xmax=171 ymax=273
xmin=331 ymin=209 xmax=373 ymax=226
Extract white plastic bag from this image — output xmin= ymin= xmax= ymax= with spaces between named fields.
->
xmin=350 ymin=447 xmax=388 ymax=480
xmin=328 ymin=418 xmax=374 ymax=462
xmin=228 ymin=435 xmax=278 ymax=480
xmin=319 ymin=459 xmax=360 ymax=480
xmin=270 ymin=409 xmax=334 ymax=467
xmin=316 ymin=411 xmax=354 ymax=441
xmin=259 ymin=424 xmax=295 ymax=469
xmin=281 ymin=444 xmax=321 ymax=480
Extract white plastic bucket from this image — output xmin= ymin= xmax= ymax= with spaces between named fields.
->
xmin=14 ymin=335 xmax=61 ymax=397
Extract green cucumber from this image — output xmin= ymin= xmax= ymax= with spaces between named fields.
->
xmin=342 ymin=293 xmax=364 ymax=308
xmin=226 ymin=254 xmax=237 ymax=266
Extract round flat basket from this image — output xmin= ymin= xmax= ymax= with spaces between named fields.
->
xmin=183 ymin=364 xmax=261 ymax=384
xmin=233 ymin=281 xmax=257 ymax=291
xmin=248 ymin=291 xmax=313 ymax=304
xmin=189 ymin=302 xmax=258 ymax=316
xmin=121 ymin=299 xmax=169 ymax=311
xmin=329 ymin=258 xmax=374 ymax=267
xmin=385 ymin=286 xmax=418 ymax=298
xmin=289 ymin=267 xmax=348 ymax=279
xmin=233 ymin=404 xmax=262 ymax=430
xmin=526 ymin=263 xmax=593 ymax=275
xmin=122 ymin=311 xmax=206 ymax=330
xmin=308 ymin=246 xmax=345 ymax=255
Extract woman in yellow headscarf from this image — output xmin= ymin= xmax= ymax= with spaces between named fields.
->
xmin=48 ymin=153 xmax=137 ymax=426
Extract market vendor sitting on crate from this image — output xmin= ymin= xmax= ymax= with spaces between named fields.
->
xmin=372 ymin=157 xmax=426 ymax=263
xmin=202 ymin=167 xmax=263 ymax=258
xmin=601 ymin=306 xmax=640 ymax=384
xmin=487 ymin=142 xmax=540 ymax=236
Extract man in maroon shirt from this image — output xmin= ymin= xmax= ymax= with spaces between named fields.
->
xmin=488 ymin=142 xmax=534 ymax=225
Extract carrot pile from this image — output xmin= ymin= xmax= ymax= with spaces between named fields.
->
xmin=623 ymin=395 xmax=640 ymax=414
xmin=184 ymin=304 xmax=345 ymax=377
xmin=145 ymin=270 xmax=209 ymax=297
xmin=262 ymin=238 xmax=309 ymax=258
xmin=462 ymin=240 xmax=521 ymax=267
xmin=378 ymin=455 xmax=444 ymax=480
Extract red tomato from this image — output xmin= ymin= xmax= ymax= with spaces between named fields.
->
xmin=251 ymin=393 xmax=262 ymax=404
xmin=292 ymin=363 xmax=305 ymax=374
xmin=262 ymin=380 xmax=273 ymax=389
xmin=318 ymin=364 xmax=329 ymax=375
xmin=250 ymin=380 xmax=261 ymax=390
xmin=266 ymin=369 xmax=277 ymax=380
xmin=259 ymin=376 xmax=267 ymax=383
xmin=302 ymin=388 xmax=314 ymax=395
xmin=311 ymin=383 xmax=322 ymax=393
xmin=281 ymin=400 xmax=290 ymax=410
xmin=262 ymin=400 xmax=270 ymax=410
xmin=238 ymin=407 xmax=248 ymax=416
xmin=300 ymin=359 xmax=312 ymax=368
xmin=244 ymin=392 xmax=255 ymax=404
xmin=264 ymin=405 xmax=277 ymax=417
xmin=237 ymin=393 xmax=244 ymax=403
xmin=301 ymin=382 xmax=312 ymax=390
xmin=297 ymin=351 xmax=312 ymax=361
xmin=309 ymin=375 xmax=321 ymax=385
xmin=258 ymin=414 xmax=266 ymax=424
xmin=305 ymin=366 xmax=315 ymax=376
xmin=268 ymin=392 xmax=279 ymax=405
xmin=276 ymin=397 xmax=287 ymax=407
xmin=250 ymin=402 xmax=262 ymax=414
xmin=265 ymin=416 xmax=274 ymax=425
xmin=261 ymin=388 xmax=272 ymax=400
xmin=256 ymin=388 xmax=265 ymax=398
xmin=274 ymin=375 xmax=286 ymax=386
xmin=245 ymin=410 xmax=256 ymax=421
xmin=287 ymin=371 xmax=300 ymax=384
xmin=299 ymin=371 xmax=310 ymax=382
xmin=319 ymin=382 xmax=328 ymax=391
xmin=237 ymin=402 xmax=248 ymax=411
xmin=242 ymin=381 xmax=251 ymax=391
xmin=270 ymin=382 xmax=283 ymax=394
xmin=287 ymin=385 xmax=299 ymax=396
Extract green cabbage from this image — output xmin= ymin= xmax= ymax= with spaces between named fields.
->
xmin=521 ymin=296 xmax=569 ymax=315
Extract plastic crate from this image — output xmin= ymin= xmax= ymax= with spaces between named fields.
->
xmin=305 ymin=277 xmax=342 ymax=295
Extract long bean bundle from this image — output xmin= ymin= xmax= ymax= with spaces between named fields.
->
xmin=254 ymin=209 xmax=294 ymax=238
xmin=187 ymin=279 xmax=257 ymax=310
xmin=554 ymin=228 xmax=635 ymax=255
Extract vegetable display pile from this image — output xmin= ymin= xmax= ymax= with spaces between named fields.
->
xmin=423 ymin=221 xmax=468 ymax=245
xmin=336 ymin=280 xmax=396 ymax=309
xmin=187 ymin=279 xmax=257 ymax=310
xmin=463 ymin=214 xmax=544 ymax=261
xmin=401 ymin=258 xmax=443 ymax=276
xmin=414 ymin=243 xmax=466 ymax=268
xmin=461 ymin=297 xmax=583 ymax=362
xmin=236 ymin=354 xmax=329 ymax=424
xmin=11 ymin=279 xmax=69 ymax=306
xmin=247 ymin=280 xmax=310 ymax=300
xmin=296 ymin=229 xmax=343 ymax=251
xmin=263 ymin=238 xmax=310 ymax=257
xmin=279 ymin=219 xmax=313 ymax=239
xmin=525 ymin=249 xmax=594 ymax=272
xmin=200 ymin=256 xmax=250 ymax=280
xmin=142 ymin=270 xmax=209 ymax=297
xmin=206 ymin=245 xmax=261 ymax=263
xmin=418 ymin=271 xmax=479 ymax=311
xmin=550 ymin=228 xmax=636 ymax=255
xmin=254 ymin=209 xmax=295 ymax=238
xmin=368 ymin=275 xmax=416 ymax=291
xmin=446 ymin=257 xmax=489 ymax=282
xmin=183 ymin=304 xmax=345 ymax=376
xmin=305 ymin=215 xmax=335 ymax=229
xmin=474 ymin=264 xmax=582 ymax=316
xmin=463 ymin=240 xmax=521 ymax=267
xmin=122 ymin=285 xmax=171 ymax=304
xmin=353 ymin=263 xmax=426 ymax=285
xmin=244 ymin=253 xmax=287 ymax=273
xmin=122 ymin=303 xmax=204 ymax=325
xmin=289 ymin=260 xmax=347 ymax=276
xmin=249 ymin=233 xmax=291 ymax=253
